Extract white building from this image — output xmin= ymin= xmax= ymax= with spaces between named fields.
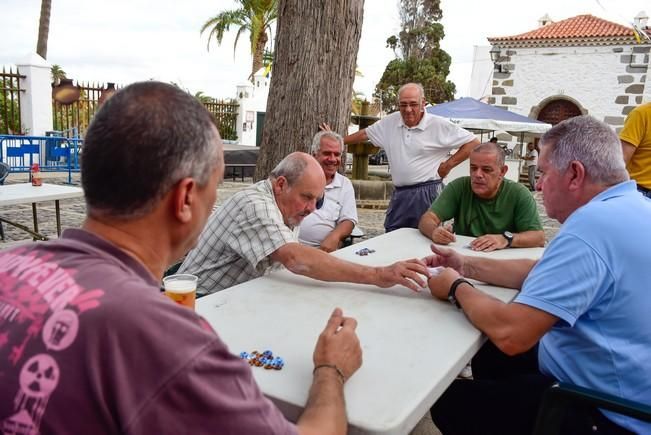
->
xmin=235 ymin=68 xmax=271 ymax=146
xmin=470 ymin=12 xmax=650 ymax=130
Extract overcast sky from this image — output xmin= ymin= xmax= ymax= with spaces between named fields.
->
xmin=0 ymin=0 xmax=648 ymax=100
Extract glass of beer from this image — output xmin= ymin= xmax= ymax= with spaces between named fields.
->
xmin=162 ymin=274 xmax=197 ymax=309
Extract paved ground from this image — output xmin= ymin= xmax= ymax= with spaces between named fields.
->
xmin=0 ymin=172 xmax=561 ymax=245
xmin=0 ymin=173 xmax=560 ymax=435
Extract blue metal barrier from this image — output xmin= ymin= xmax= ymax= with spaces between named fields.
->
xmin=0 ymin=135 xmax=82 ymax=184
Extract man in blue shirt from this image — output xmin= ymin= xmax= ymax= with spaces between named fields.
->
xmin=425 ymin=115 xmax=651 ymax=435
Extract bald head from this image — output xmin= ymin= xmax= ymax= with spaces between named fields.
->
xmin=398 ymin=83 xmax=425 ymax=100
xmin=270 ymin=152 xmax=326 ymax=228
xmin=472 ymin=142 xmax=505 ymax=167
xmin=397 ymin=83 xmax=426 ymax=128
xmin=270 ymin=152 xmax=325 ymax=186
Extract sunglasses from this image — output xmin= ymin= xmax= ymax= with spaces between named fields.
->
xmin=316 ymin=196 xmax=325 ymax=210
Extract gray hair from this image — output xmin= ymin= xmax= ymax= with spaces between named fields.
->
xmin=398 ymin=83 xmax=425 ymax=101
xmin=269 ymin=153 xmax=309 ymax=186
xmin=540 ymin=115 xmax=629 ymax=186
xmin=310 ymin=131 xmax=344 ymax=155
xmin=472 ymin=142 xmax=506 ymax=167
xmin=82 ymin=81 xmax=222 ymax=219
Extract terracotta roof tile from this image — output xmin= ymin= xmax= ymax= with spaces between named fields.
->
xmin=489 ymin=14 xmax=634 ymax=42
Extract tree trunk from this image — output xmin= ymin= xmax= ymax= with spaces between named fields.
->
xmin=254 ymin=0 xmax=364 ymax=180
xmin=36 ymin=0 xmax=52 ymax=59
xmin=251 ymin=33 xmax=268 ymax=80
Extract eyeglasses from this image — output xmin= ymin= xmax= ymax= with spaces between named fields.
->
xmin=398 ymin=102 xmax=421 ymax=109
xmin=316 ymin=196 xmax=325 ymax=210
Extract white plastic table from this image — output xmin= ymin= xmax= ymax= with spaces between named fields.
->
xmin=196 ymin=228 xmax=544 ymax=435
xmin=0 ymin=183 xmax=84 ymax=241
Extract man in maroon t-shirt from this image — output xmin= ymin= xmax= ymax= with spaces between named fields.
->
xmin=0 ymin=82 xmax=362 ymax=435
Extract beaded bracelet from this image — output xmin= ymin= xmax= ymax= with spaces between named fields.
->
xmin=313 ymin=364 xmax=346 ymax=385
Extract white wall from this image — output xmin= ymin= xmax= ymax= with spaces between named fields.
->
xmin=235 ymin=68 xmax=270 ymax=146
xmin=507 ymin=45 xmax=648 ymax=123
xmin=467 ymin=46 xmax=494 ymax=100
xmin=16 ymin=53 xmax=52 ymax=136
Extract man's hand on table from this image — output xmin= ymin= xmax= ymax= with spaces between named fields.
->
xmin=469 ymin=234 xmax=508 ymax=252
xmin=423 ymin=244 xmax=466 ymax=275
xmin=313 ymin=308 xmax=362 ymax=383
xmin=427 ymin=267 xmax=460 ymax=301
xmin=375 ymin=259 xmax=430 ymax=292
xmin=431 ymin=223 xmax=456 ymax=245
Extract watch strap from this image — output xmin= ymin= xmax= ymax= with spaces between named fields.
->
xmin=502 ymin=232 xmax=513 ymax=248
xmin=448 ymin=278 xmax=474 ymax=309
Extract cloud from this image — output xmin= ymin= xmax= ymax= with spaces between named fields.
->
xmin=1 ymin=0 xmax=648 ymax=101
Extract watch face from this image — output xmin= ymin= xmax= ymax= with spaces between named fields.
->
xmin=503 ymin=231 xmax=514 ymax=248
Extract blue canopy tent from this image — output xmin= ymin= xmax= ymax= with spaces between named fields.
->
xmin=426 ymin=98 xmax=551 ymax=160
xmin=426 ymin=97 xmax=551 ymax=135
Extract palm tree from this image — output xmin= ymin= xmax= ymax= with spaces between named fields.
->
xmin=194 ymin=91 xmax=214 ymax=104
xmin=201 ymin=0 xmax=278 ymax=80
xmin=36 ymin=0 xmax=51 ymax=59
xmin=51 ymin=64 xmax=66 ymax=85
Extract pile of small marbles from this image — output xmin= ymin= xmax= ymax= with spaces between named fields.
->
xmin=355 ymin=247 xmax=376 ymax=256
xmin=239 ymin=350 xmax=285 ymax=370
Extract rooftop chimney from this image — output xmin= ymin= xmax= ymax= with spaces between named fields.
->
xmin=538 ymin=14 xmax=553 ymax=27
xmin=634 ymin=11 xmax=648 ymax=29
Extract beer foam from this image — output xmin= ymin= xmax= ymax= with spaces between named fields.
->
xmin=164 ymin=280 xmax=196 ymax=293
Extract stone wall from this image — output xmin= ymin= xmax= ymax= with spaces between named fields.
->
xmin=488 ymin=43 xmax=650 ymax=130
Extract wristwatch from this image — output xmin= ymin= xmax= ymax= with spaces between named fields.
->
xmin=448 ymin=278 xmax=474 ymax=310
xmin=502 ymin=231 xmax=514 ymax=248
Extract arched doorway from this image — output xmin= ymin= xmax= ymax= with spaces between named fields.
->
xmin=537 ymin=99 xmax=583 ymax=125
xmin=521 ymin=98 xmax=584 ymax=186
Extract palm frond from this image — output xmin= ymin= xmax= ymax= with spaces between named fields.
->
xmin=234 ymin=27 xmax=247 ymax=59
xmin=200 ymin=0 xmax=278 ymax=71
xmin=200 ymin=9 xmax=247 ymax=51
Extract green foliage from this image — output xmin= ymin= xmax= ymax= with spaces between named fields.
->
xmin=50 ymin=64 xmax=67 ymax=85
xmin=351 ymin=91 xmax=366 ymax=115
xmin=0 ymin=72 xmax=22 ymax=134
xmin=194 ymin=91 xmax=214 ymax=104
xmin=201 ymin=98 xmax=239 ymax=141
xmin=0 ymin=92 xmax=21 ymax=134
xmin=262 ymin=49 xmax=274 ymax=71
xmin=375 ymin=0 xmax=456 ymax=112
xmin=201 ymin=0 xmax=278 ymax=78
xmin=375 ymin=57 xmax=455 ymax=113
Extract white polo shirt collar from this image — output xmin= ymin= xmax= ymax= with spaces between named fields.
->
xmin=397 ymin=112 xmax=429 ymax=131
xmin=325 ymin=172 xmax=344 ymax=189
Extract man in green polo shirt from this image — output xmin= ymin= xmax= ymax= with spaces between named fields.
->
xmin=418 ymin=142 xmax=545 ymax=252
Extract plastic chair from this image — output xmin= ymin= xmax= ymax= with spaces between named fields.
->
xmin=532 ymin=382 xmax=651 ymax=435
xmin=0 ymin=162 xmax=9 ymax=184
xmin=164 ymin=260 xmax=184 ymax=278
xmin=0 ymin=162 xmax=9 ymax=240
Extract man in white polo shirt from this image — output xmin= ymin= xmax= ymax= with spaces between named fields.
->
xmin=299 ymin=131 xmax=358 ymax=252
xmin=523 ymin=142 xmax=538 ymax=191
xmin=342 ymin=83 xmax=479 ymax=232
